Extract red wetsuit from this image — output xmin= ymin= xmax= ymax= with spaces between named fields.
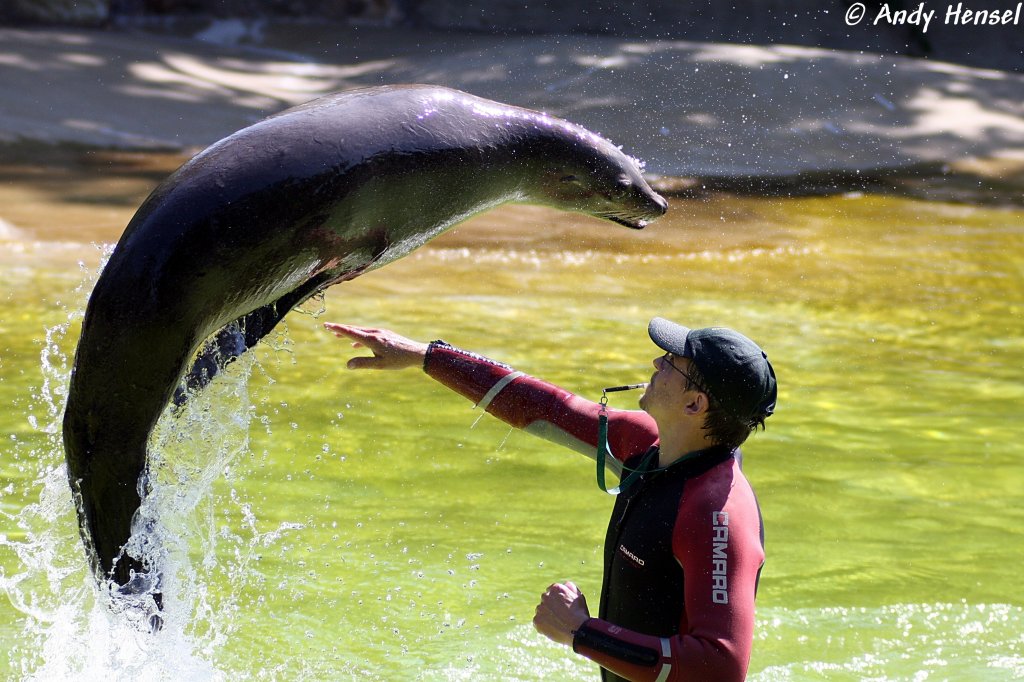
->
xmin=424 ymin=341 xmax=765 ymax=682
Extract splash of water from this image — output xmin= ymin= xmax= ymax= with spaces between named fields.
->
xmin=0 ymin=252 xmax=303 ymax=680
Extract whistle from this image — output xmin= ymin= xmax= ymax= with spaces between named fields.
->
xmin=602 ymin=383 xmax=648 ymax=393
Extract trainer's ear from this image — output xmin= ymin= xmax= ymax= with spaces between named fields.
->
xmin=683 ymin=392 xmax=708 ymax=416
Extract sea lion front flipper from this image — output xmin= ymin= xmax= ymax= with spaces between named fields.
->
xmin=172 ymin=273 xmax=333 ymax=406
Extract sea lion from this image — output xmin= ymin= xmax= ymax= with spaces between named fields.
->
xmin=62 ymin=84 xmax=667 ymax=596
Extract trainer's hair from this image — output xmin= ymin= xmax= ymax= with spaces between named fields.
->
xmin=684 ymin=363 xmax=766 ymax=449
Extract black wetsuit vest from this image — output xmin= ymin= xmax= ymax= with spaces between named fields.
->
xmin=597 ymin=445 xmax=745 ymax=682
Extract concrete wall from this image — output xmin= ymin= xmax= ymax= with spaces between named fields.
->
xmin=2 ymin=0 xmax=1021 ymax=72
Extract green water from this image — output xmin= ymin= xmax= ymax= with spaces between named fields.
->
xmin=1 ymin=184 xmax=1022 ymax=680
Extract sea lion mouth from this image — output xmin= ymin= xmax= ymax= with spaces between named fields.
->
xmin=606 ymin=215 xmax=649 ymax=230
xmin=610 ymin=216 xmax=643 ymax=229
xmin=600 ymin=194 xmax=667 ymax=229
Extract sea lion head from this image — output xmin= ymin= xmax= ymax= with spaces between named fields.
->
xmin=431 ymin=88 xmax=668 ymax=229
xmin=523 ymin=121 xmax=668 ymax=230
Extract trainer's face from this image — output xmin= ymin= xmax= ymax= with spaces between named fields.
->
xmin=639 ymin=352 xmax=696 ymax=419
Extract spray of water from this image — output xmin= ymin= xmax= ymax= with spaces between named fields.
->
xmin=0 ymin=251 xmax=303 ymax=680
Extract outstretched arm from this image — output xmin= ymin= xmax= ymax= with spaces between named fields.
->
xmin=324 ymin=322 xmax=658 ymax=464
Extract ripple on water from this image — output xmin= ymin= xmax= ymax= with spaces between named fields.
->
xmin=753 ymin=602 xmax=1024 ymax=681
xmin=424 ymin=244 xmax=823 ymax=267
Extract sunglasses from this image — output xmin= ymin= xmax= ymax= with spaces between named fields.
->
xmin=661 ymin=352 xmax=709 ymax=396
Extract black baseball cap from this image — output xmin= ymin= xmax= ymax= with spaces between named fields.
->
xmin=648 ymin=317 xmax=777 ymax=423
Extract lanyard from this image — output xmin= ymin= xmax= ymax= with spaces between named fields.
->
xmin=596 ymin=384 xmax=658 ymax=495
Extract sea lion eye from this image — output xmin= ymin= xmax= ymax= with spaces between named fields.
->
xmin=560 ymin=174 xmax=580 ymax=183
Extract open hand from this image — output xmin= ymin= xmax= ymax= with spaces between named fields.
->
xmin=324 ymin=323 xmax=429 ymax=370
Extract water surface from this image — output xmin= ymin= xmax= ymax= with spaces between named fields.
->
xmin=1 ymin=150 xmax=1022 ymax=680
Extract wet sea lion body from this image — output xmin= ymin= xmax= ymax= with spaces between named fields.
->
xmin=62 ymin=84 xmax=667 ymax=592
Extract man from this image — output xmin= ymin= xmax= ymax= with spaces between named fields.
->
xmin=325 ymin=317 xmax=777 ymax=681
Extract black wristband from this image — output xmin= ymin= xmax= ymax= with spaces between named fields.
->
xmin=572 ymin=622 xmax=660 ymax=667
xmin=423 ymin=340 xmax=447 ymax=372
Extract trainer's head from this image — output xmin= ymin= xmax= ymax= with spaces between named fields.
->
xmin=645 ymin=318 xmax=777 ymax=448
